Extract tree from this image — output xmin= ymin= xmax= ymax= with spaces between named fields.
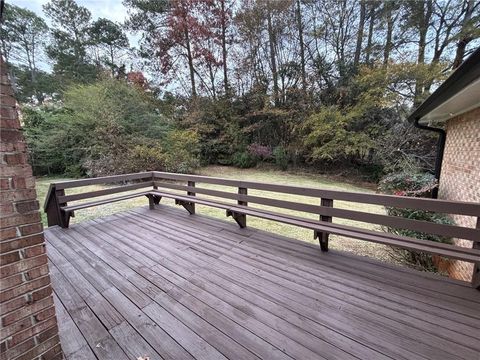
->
xmin=452 ymin=0 xmax=480 ymax=68
xmin=43 ymin=0 xmax=97 ymax=83
xmin=89 ymin=18 xmax=129 ymax=76
xmin=0 ymin=4 xmax=49 ymax=100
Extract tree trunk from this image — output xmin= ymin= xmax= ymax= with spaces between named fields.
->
xmin=414 ymin=0 xmax=433 ymax=106
xmin=452 ymin=0 xmax=475 ymax=69
xmin=220 ymin=0 xmax=229 ymax=96
xmin=365 ymin=4 xmax=375 ymax=64
xmin=383 ymin=3 xmax=394 ymax=66
xmin=354 ymin=0 xmax=366 ymax=68
xmin=266 ymin=4 xmax=279 ymax=106
xmin=296 ymin=0 xmax=306 ymax=91
xmin=184 ymin=28 xmax=197 ymax=97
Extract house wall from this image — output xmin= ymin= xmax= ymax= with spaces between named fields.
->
xmin=0 ymin=58 xmax=63 ymax=359
xmin=438 ymin=107 xmax=480 ymax=282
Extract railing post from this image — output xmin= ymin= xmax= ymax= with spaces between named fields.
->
xmin=236 ymin=187 xmax=248 ymax=228
xmin=315 ymin=198 xmax=333 ymax=251
xmin=186 ymin=180 xmax=196 ymax=214
xmin=44 ymin=185 xmax=70 ymax=228
xmin=472 ymin=217 xmax=480 ymax=289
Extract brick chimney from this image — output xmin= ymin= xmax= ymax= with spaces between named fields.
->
xmin=1 ymin=58 xmax=63 ymax=358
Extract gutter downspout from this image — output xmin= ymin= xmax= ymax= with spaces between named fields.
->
xmin=413 ymin=118 xmax=446 ymax=199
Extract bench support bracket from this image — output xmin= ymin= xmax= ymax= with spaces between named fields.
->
xmin=176 ymin=199 xmax=195 ymax=215
xmin=226 ymin=210 xmax=246 ymax=228
xmin=146 ymin=194 xmax=162 ymax=210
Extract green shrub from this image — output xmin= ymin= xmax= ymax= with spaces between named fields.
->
xmin=378 ymin=171 xmax=453 ymax=272
xmin=23 ymin=79 xmax=200 ymax=177
xmin=273 ymin=146 xmax=288 ymax=170
xmin=232 ymin=151 xmax=257 ymax=168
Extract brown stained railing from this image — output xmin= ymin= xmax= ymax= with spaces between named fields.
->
xmin=44 ymin=171 xmax=480 ymax=288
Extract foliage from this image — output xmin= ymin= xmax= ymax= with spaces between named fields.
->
xmin=247 ymin=143 xmax=272 ymax=160
xmin=273 ymin=146 xmax=288 ymax=171
xmin=378 ymin=171 xmax=453 ymax=272
xmin=232 ymin=152 xmax=257 ymax=168
xmin=302 ymin=106 xmax=375 ymax=164
xmin=6 ymin=0 xmax=480 ymax=181
xmin=23 ymin=79 xmax=200 ymax=177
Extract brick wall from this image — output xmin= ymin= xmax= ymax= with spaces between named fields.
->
xmin=1 ymin=58 xmax=63 ymax=359
xmin=438 ymin=107 xmax=480 ymax=282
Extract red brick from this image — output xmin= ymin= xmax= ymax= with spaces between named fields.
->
xmin=0 ymin=250 xmax=20 ymax=265
xmin=0 ymin=212 xmax=41 ymax=228
xmin=0 ymin=118 xmax=20 ymax=128
xmin=25 ymin=264 xmax=49 ymax=280
xmin=37 ymin=324 xmax=59 ymax=343
xmin=0 ymin=227 xmax=18 ymax=241
xmin=41 ymin=344 xmax=63 ymax=360
xmin=1 ymin=275 xmax=50 ymax=303
xmin=0 ymin=105 xmax=16 ymax=119
xmin=13 ymin=335 xmax=60 ymax=360
xmin=24 ymin=244 xmax=45 ymax=258
xmin=15 ymin=200 xmax=39 ymax=214
xmin=0 ymin=273 xmax=23 ymax=291
xmin=0 ymin=94 xmax=17 ymax=107
xmin=1 ymin=295 xmax=53 ymax=326
xmin=32 ymin=285 xmax=52 ymax=302
xmin=8 ymin=314 xmax=57 ymax=348
xmin=0 ymin=316 xmax=32 ymax=339
xmin=0 ymin=187 xmax=36 ymax=202
xmin=0 ymin=129 xmax=22 ymax=143
xmin=34 ymin=306 xmax=56 ymax=324
xmin=2 ymin=338 xmax=36 ymax=360
xmin=0 ymin=294 xmax=27 ymax=316
xmin=12 ymin=176 xmax=27 ymax=189
xmin=4 ymin=153 xmax=26 ymax=165
xmin=1 ymin=234 xmax=44 ymax=253
xmin=19 ymin=223 xmax=43 ymax=236
xmin=1 ymin=254 xmax=47 ymax=278
xmin=0 ymin=177 xmax=10 ymax=189
xmin=0 ymin=202 xmax=14 ymax=215
xmin=0 ymin=165 xmax=33 ymax=179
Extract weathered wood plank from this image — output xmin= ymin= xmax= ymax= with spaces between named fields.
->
xmin=45 ymin=206 xmax=480 ymax=360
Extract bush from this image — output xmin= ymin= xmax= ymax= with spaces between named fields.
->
xmin=273 ymin=146 xmax=288 ymax=170
xmin=247 ymin=143 xmax=272 ymax=160
xmin=23 ymin=79 xmax=200 ymax=177
xmin=378 ymin=171 xmax=453 ymax=272
xmin=232 ymin=151 xmax=257 ymax=168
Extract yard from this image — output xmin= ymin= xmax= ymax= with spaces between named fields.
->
xmin=35 ymin=166 xmax=397 ymax=264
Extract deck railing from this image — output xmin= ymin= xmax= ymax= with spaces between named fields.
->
xmin=44 ymin=171 xmax=480 ymax=288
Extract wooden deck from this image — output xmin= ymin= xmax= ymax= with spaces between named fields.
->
xmin=45 ymin=205 xmax=480 ymax=360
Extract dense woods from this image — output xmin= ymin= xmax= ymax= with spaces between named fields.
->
xmin=2 ymin=0 xmax=479 ymax=179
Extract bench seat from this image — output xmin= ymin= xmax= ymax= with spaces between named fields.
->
xmin=58 ymin=188 xmax=480 ymax=264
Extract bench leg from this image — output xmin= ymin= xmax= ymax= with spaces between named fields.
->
xmin=61 ymin=210 xmax=72 ymax=229
xmin=226 ymin=210 xmax=246 ymax=228
xmin=175 ymin=199 xmax=195 ymax=215
xmin=314 ymin=231 xmax=329 ymax=252
xmin=153 ymin=195 xmax=162 ymax=205
xmin=148 ymin=195 xmax=155 ymax=210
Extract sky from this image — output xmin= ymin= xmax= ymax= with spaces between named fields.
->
xmin=10 ymin=0 xmax=130 ymax=24
xmin=10 ymin=0 xmax=142 ymax=72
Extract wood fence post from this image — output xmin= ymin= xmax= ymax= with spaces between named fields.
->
xmin=44 ymin=185 xmax=70 ymax=228
xmin=314 ymin=198 xmax=333 ymax=251
xmin=236 ymin=187 xmax=248 ymax=228
xmin=472 ymin=217 xmax=480 ymax=289
xmin=185 ymin=180 xmax=195 ymax=214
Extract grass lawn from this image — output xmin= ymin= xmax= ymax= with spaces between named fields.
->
xmin=35 ymin=166 xmax=397 ymax=264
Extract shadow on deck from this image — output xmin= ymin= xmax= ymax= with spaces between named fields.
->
xmin=45 ymin=205 xmax=480 ymax=360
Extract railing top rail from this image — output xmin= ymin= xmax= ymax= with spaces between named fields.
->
xmin=152 ymin=171 xmax=480 ymax=217
xmin=44 ymin=171 xmax=480 ymax=217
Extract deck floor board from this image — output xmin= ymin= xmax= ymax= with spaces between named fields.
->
xmin=45 ymin=205 xmax=480 ymax=360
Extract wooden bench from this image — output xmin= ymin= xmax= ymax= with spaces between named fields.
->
xmin=44 ymin=171 xmax=480 ymax=288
